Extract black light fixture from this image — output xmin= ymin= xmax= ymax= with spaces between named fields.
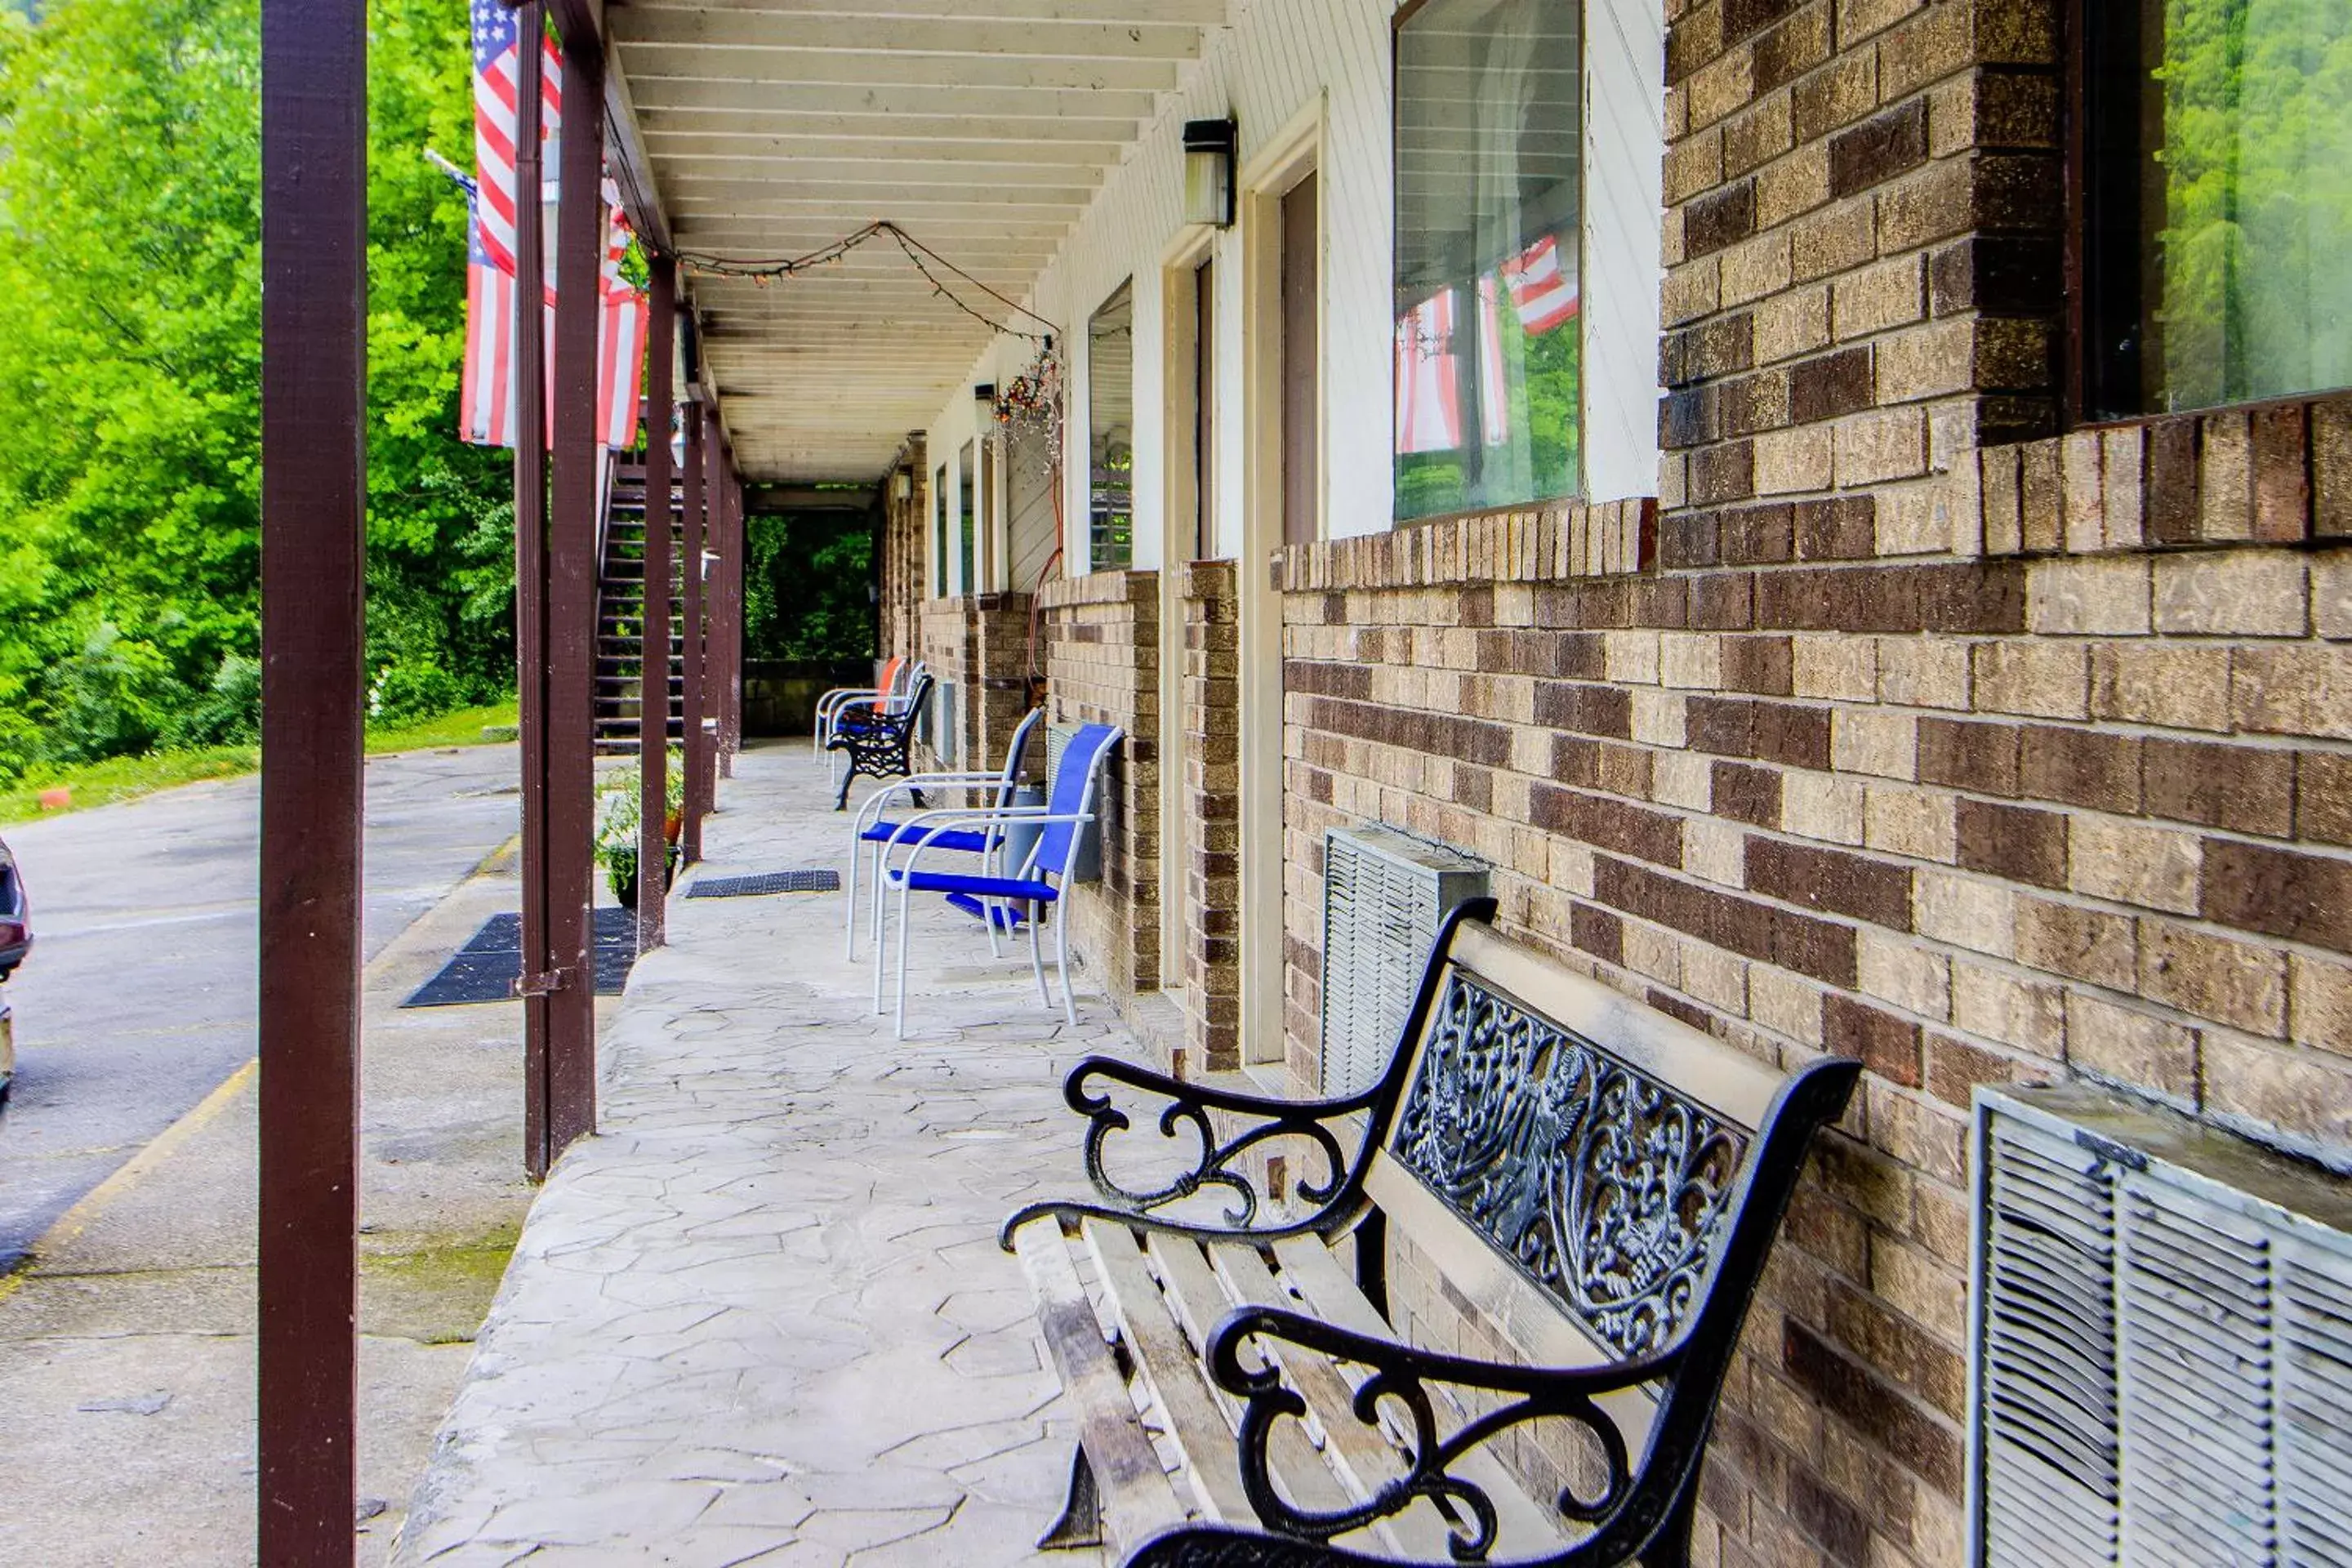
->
xmin=1183 ymin=118 xmax=1238 ymax=229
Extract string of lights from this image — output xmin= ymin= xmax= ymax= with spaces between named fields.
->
xmin=673 ymin=220 xmax=1060 ymax=346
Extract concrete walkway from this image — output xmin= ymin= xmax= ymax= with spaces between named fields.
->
xmin=395 ymin=742 xmax=1125 ymax=1566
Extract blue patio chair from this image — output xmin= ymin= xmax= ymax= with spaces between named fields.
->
xmin=873 ymin=721 xmax=1123 ymax=1039
xmin=844 ymin=706 xmax=1045 ymax=960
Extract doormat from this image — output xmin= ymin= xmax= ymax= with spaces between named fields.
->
xmin=686 ymin=870 xmax=840 ymax=898
xmin=402 ymin=906 xmax=641 ymax=1008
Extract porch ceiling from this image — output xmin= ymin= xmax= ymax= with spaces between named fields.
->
xmin=608 ymin=0 xmax=1230 ymax=484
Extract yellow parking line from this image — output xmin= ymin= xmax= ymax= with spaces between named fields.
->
xmin=0 ymin=1055 xmax=259 ymax=1304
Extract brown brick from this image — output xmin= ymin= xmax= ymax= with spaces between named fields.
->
xmin=1789 ymin=345 xmax=1876 ymax=425
xmin=2143 ymin=415 xmax=2202 ymax=544
xmin=1928 ymin=233 xmax=2061 ymax=318
xmin=1918 ymin=718 xmax=2020 ymax=795
xmin=1955 ymin=799 xmax=2067 ymax=889
xmin=1927 ymin=1034 xmax=2048 ymax=1107
xmin=1533 ymin=786 xmax=1686 ymax=868
xmin=1748 ymin=838 xmax=1913 ymax=928
xmin=1723 ymin=502 xmax=1797 ymax=564
xmin=1534 ymin=680 xmax=1634 ymax=738
xmin=1570 ymin=901 xmax=1625 ymax=966
xmin=1723 ymin=635 xmax=1796 ymax=696
xmin=1687 ymin=180 xmax=1759 ymax=259
xmin=1829 ymin=98 xmax=1929 ymax=198
xmin=1795 ymin=497 xmax=1877 ymax=559
xmin=2303 ymin=752 xmax=2352 ymax=847
xmin=1710 ymin=763 xmax=1781 ymax=831
xmin=2141 ymin=739 xmax=2294 ymax=837
xmin=1782 ymin=1321 xmax=1963 ymax=1495
xmin=2140 ymin=920 xmax=2289 ymax=1035
xmin=2316 ymin=398 xmax=2352 ymax=538
xmin=1755 ymin=2 xmax=1832 ymax=92
xmin=2252 ymin=403 xmax=2312 ymax=543
xmin=2019 ymin=726 xmax=2140 ymax=814
xmin=1823 ymin=993 xmax=1924 ymax=1085
xmin=2201 ymin=840 xmax=2352 ymax=955
xmin=1692 ymin=441 xmax=1757 ymax=504
xmin=1788 ymin=1463 xmax=1873 ymax=1567
xmin=2016 ymin=896 xmax=2136 ymax=989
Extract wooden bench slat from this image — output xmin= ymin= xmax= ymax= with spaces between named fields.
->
xmin=1268 ymin=1236 xmax=1570 ymax=1559
xmin=1079 ymin=1219 xmax=1257 ymax=1528
xmin=1013 ymin=1223 xmax=1189 ymax=1552
xmin=1209 ymin=1242 xmax=1464 ymax=1561
xmin=1137 ymin=1231 xmax=1365 ymax=1529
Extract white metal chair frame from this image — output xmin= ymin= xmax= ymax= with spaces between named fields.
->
xmin=844 ymin=706 xmax=1045 ymax=960
xmin=870 ymin=726 xmax=1119 ymax=1039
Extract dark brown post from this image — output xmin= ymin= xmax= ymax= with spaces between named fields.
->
xmin=636 ymin=256 xmax=675 ymax=951
xmin=544 ymin=19 xmax=603 ymax=1158
xmin=679 ymin=394 xmax=706 ymax=863
xmin=716 ymin=460 xmax=742 ymax=778
xmin=258 ymin=0 xmax=363 ymax=1552
xmin=512 ymin=1 xmax=552 ymax=1177
xmin=695 ymin=402 xmax=724 ymax=818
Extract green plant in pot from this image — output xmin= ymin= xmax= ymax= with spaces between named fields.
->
xmin=595 ymin=751 xmax=688 ymax=906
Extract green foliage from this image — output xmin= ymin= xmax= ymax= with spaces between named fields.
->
xmin=2153 ymin=0 xmax=2352 ymax=405
xmin=745 ymin=511 xmax=876 ymax=664
xmin=167 ymin=652 xmax=261 ymax=748
xmin=0 ymin=0 xmax=513 ymax=779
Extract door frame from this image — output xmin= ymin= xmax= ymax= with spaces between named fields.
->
xmin=1237 ymin=97 xmax=1324 ymax=1073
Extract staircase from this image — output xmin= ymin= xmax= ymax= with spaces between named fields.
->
xmin=594 ymin=459 xmax=687 ymax=756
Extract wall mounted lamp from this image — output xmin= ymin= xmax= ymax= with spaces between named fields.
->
xmin=1183 ymin=118 xmax=1238 ymax=229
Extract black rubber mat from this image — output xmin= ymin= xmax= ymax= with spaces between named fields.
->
xmin=686 ymin=870 xmax=840 ymax=898
xmin=403 ymin=906 xmax=641 ymax=1007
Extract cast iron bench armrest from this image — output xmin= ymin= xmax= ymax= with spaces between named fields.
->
xmin=1000 ymin=1055 xmax=1383 ymax=1247
xmin=1201 ymin=1303 xmax=1677 ymax=1560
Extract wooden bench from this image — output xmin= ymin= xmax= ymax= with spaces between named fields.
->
xmin=1002 ymin=898 xmax=1859 ymax=1567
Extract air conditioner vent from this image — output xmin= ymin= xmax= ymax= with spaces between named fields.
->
xmin=1318 ymin=825 xmax=1486 ymax=1098
xmin=1972 ymin=1086 xmax=2352 ymax=1568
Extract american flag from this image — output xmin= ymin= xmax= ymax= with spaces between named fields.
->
xmin=461 ymin=0 xmax=646 ymax=451
xmin=1394 ymin=289 xmax=1462 ymax=455
xmin=1502 ymin=234 xmax=1579 ymax=335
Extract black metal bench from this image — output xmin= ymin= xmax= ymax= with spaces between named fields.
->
xmin=823 ymin=670 xmax=933 ymax=810
xmin=1002 ymin=898 xmax=1858 ymax=1567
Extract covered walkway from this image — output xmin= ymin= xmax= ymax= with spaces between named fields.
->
xmin=394 ymin=744 xmax=1121 ymax=1566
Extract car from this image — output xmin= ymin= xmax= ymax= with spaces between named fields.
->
xmin=0 ymin=835 xmax=26 ymax=1105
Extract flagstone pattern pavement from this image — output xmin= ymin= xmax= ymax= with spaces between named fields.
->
xmin=394 ymin=744 xmax=1125 ymax=1566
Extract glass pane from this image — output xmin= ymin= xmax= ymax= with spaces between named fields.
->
xmin=1394 ymin=0 xmax=1583 ymax=523
xmin=958 ymin=441 xmax=977 ymax=593
xmin=2100 ymin=0 xmax=2352 ymax=412
xmin=1088 ymin=280 xmax=1134 ymax=570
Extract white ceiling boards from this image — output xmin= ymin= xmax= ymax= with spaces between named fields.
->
xmin=611 ymin=0 xmax=1232 ymax=483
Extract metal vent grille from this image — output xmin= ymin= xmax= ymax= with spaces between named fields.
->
xmin=926 ymin=679 xmax=959 ymax=768
xmin=1318 ymin=825 xmax=1486 ymax=1098
xmin=1972 ymin=1088 xmax=2352 ymax=1568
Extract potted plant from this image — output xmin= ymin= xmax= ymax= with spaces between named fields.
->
xmin=595 ymin=758 xmax=688 ymax=906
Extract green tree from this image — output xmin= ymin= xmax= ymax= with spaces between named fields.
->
xmin=0 ymin=0 xmax=512 ymax=779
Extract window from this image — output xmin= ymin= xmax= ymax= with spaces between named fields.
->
xmin=2080 ymin=0 xmax=2352 ymax=417
xmin=932 ymin=463 xmax=948 ymax=597
xmin=958 ymin=441 xmax=977 ymax=595
xmin=1393 ymin=0 xmax=1584 ymax=523
xmin=1087 ymin=281 xmax=1134 ymax=571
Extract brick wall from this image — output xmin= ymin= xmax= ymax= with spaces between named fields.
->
xmin=1257 ymin=0 xmax=2352 ymax=1561
xmin=912 ymin=593 xmax=1037 ymax=777
xmin=1178 ymin=563 xmax=1242 ymax=1070
xmin=1039 ymin=569 xmax=1162 ymax=1004
xmin=879 ymin=443 xmax=928 ymax=670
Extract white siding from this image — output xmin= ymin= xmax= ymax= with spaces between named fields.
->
xmin=920 ymin=0 xmax=1667 ymax=569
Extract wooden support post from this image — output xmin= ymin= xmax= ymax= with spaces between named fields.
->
xmin=258 ymin=0 xmax=363 ymax=1553
xmin=636 ymin=256 xmax=675 ymax=952
xmin=512 ymin=0 xmax=552 ymax=1178
xmin=544 ymin=18 xmax=603 ymax=1159
xmin=679 ymin=394 xmax=706 ymax=865
xmin=716 ymin=458 xmax=742 ymax=778
xmin=695 ymin=401 xmax=724 ymax=818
